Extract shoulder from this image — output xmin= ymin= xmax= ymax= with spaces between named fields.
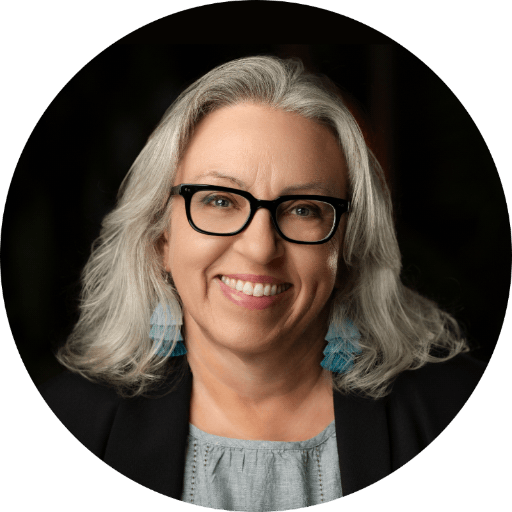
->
xmin=389 ymin=353 xmax=486 ymax=410
xmin=39 ymin=370 xmax=122 ymax=416
xmin=39 ymin=371 xmax=122 ymax=457
xmin=384 ymin=354 xmax=486 ymax=463
xmin=38 ymin=360 xmax=191 ymax=460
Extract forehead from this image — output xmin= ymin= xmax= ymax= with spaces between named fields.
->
xmin=177 ymin=103 xmax=347 ymax=196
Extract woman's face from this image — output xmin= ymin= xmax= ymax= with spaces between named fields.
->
xmin=163 ymin=103 xmax=348 ymax=355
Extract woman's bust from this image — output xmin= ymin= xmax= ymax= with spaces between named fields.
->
xmin=39 ymin=56 xmax=484 ymax=509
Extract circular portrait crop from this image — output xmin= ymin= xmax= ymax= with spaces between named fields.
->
xmin=2 ymin=2 xmax=510 ymax=511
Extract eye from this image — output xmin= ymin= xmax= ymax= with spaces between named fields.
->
xmin=213 ymin=197 xmax=231 ymax=208
xmin=293 ymin=206 xmax=313 ymax=217
xmin=203 ymin=194 xmax=235 ymax=208
xmin=289 ymin=203 xmax=322 ymax=218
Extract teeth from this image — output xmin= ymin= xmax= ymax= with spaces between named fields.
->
xmin=242 ymin=282 xmax=254 ymax=295
xmin=253 ymin=284 xmax=264 ymax=297
xmin=220 ymin=276 xmax=290 ymax=297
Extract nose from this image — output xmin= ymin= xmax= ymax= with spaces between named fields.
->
xmin=232 ymin=208 xmax=285 ymax=264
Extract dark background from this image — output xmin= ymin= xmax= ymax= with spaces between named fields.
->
xmin=1 ymin=3 xmax=510 ymax=386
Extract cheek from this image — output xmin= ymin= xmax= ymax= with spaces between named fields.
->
xmin=165 ymin=207 xmax=204 ymax=273
xmin=165 ymin=210 xmax=230 ymax=287
xmin=168 ymin=235 xmax=226 ymax=278
xmin=291 ymin=243 xmax=340 ymax=292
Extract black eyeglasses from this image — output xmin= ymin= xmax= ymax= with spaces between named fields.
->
xmin=169 ymin=184 xmax=350 ymax=245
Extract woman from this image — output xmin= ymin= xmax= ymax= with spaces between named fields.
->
xmin=40 ymin=56 xmax=484 ymax=510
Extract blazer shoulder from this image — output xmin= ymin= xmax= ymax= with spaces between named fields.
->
xmin=39 ymin=371 xmax=122 ymax=457
xmin=391 ymin=353 xmax=486 ymax=406
xmin=385 ymin=353 xmax=486 ymax=465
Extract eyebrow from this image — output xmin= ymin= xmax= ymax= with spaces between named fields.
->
xmin=193 ymin=171 xmax=337 ymax=196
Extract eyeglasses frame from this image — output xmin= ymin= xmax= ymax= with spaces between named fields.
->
xmin=169 ymin=184 xmax=350 ymax=245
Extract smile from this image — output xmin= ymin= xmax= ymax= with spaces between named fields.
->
xmin=220 ymin=275 xmax=292 ymax=297
xmin=217 ymin=275 xmax=292 ymax=311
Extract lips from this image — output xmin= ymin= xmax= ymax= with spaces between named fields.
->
xmin=217 ymin=274 xmax=292 ymax=310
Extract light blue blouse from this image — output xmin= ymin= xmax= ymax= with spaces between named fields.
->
xmin=181 ymin=421 xmax=342 ymax=511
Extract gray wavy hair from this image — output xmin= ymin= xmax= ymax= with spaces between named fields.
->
xmin=57 ymin=56 xmax=468 ymax=397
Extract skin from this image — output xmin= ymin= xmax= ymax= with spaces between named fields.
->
xmin=162 ymin=103 xmax=349 ymax=441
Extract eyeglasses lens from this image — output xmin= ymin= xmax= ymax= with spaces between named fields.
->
xmin=190 ymin=190 xmax=336 ymax=242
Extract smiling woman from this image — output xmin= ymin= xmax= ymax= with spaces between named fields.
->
xmin=39 ymin=56 xmax=484 ymax=510
xmin=164 ymin=104 xmax=346 ymax=443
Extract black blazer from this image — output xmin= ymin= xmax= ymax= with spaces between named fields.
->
xmin=39 ymin=354 xmax=485 ymax=499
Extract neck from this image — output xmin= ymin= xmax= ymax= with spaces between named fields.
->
xmin=185 ymin=315 xmax=334 ymax=441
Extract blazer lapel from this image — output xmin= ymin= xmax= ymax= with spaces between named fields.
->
xmin=103 ymin=358 xmax=192 ymax=499
xmin=333 ymin=390 xmax=391 ymax=496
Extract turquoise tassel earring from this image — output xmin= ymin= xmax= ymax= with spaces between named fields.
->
xmin=149 ymin=303 xmax=187 ymax=357
xmin=149 ymin=302 xmax=360 ymax=370
xmin=320 ymin=318 xmax=362 ymax=373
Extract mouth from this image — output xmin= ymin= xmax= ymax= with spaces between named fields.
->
xmin=216 ymin=274 xmax=292 ymax=310
xmin=219 ymin=275 xmax=292 ymax=297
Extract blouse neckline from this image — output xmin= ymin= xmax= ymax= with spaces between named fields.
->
xmin=188 ymin=420 xmax=336 ymax=451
